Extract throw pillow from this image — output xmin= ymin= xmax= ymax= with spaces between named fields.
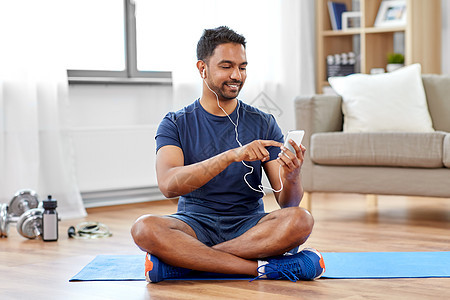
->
xmin=328 ymin=64 xmax=434 ymax=133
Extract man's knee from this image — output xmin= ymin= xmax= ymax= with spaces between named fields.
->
xmin=285 ymin=207 xmax=314 ymax=241
xmin=131 ymin=214 xmax=164 ymax=251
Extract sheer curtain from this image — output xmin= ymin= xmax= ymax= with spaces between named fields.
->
xmin=136 ymin=0 xmax=315 ymax=132
xmin=0 ymin=1 xmax=86 ymax=219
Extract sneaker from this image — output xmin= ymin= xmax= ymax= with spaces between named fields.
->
xmin=254 ymin=248 xmax=325 ymax=282
xmin=145 ymin=253 xmax=191 ymax=283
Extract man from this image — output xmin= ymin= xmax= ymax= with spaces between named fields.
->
xmin=131 ymin=26 xmax=325 ymax=283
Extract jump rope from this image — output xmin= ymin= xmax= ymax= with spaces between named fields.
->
xmin=202 ymin=71 xmax=284 ymax=195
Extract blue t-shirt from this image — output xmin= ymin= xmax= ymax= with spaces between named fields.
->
xmin=155 ymin=99 xmax=283 ymax=216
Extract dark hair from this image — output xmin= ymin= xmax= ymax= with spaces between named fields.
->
xmin=196 ymin=26 xmax=246 ymax=63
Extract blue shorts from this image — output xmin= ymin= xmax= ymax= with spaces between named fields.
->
xmin=169 ymin=212 xmax=268 ymax=247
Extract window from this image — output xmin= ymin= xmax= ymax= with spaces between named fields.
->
xmin=67 ymin=0 xmax=171 ymax=84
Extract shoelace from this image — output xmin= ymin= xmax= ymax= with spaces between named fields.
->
xmin=251 ymin=264 xmax=300 ymax=282
xmin=250 ymin=254 xmax=315 ymax=282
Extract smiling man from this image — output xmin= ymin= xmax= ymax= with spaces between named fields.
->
xmin=131 ymin=26 xmax=325 ymax=283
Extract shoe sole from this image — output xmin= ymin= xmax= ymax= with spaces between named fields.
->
xmin=145 ymin=253 xmax=160 ymax=283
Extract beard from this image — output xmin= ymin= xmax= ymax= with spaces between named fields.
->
xmin=211 ymin=80 xmax=244 ymax=100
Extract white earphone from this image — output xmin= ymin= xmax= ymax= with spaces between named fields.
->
xmin=201 ymin=70 xmax=283 ymax=195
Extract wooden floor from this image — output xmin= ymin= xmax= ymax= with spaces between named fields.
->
xmin=1 ymin=193 xmax=449 ymax=299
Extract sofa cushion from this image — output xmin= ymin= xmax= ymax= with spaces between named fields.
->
xmin=310 ymin=132 xmax=445 ymax=168
xmin=328 ymin=64 xmax=434 ymax=133
xmin=422 ymin=74 xmax=450 ymax=132
xmin=444 ymin=134 xmax=450 ymax=168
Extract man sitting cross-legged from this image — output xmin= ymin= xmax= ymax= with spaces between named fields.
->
xmin=131 ymin=26 xmax=325 ymax=283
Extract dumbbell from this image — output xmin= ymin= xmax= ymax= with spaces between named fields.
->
xmin=16 ymin=208 xmax=44 ymax=239
xmin=0 ymin=203 xmax=10 ymax=237
xmin=0 ymin=189 xmax=40 ymax=237
xmin=9 ymin=189 xmax=40 ymax=219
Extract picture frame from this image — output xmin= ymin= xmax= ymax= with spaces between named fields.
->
xmin=374 ymin=0 xmax=407 ymax=27
xmin=342 ymin=11 xmax=361 ymax=30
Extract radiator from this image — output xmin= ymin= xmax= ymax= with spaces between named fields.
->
xmin=71 ymin=125 xmax=164 ymax=207
xmin=81 ymin=186 xmax=167 ymax=208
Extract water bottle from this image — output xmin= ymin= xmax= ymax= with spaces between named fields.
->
xmin=42 ymin=195 xmax=58 ymax=241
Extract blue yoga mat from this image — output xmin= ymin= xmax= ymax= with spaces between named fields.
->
xmin=69 ymin=252 xmax=450 ymax=281
xmin=321 ymin=252 xmax=450 ymax=279
xmin=70 ymin=255 xmax=252 ymax=281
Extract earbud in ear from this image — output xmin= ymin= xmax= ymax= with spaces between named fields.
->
xmin=202 ymin=69 xmax=206 ymax=79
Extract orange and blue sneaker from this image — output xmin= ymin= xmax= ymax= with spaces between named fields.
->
xmin=254 ymin=248 xmax=325 ymax=282
xmin=145 ymin=253 xmax=191 ymax=283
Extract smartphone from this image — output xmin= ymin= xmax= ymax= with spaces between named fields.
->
xmin=284 ymin=130 xmax=305 ymax=154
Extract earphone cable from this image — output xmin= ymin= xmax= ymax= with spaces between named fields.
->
xmin=203 ymin=78 xmax=283 ymax=195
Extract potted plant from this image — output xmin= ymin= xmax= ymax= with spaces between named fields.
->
xmin=386 ymin=53 xmax=405 ymax=72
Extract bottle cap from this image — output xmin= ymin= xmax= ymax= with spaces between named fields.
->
xmin=43 ymin=195 xmax=58 ymax=209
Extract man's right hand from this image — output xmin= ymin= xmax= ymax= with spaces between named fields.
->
xmin=231 ymin=140 xmax=282 ymax=163
xmin=156 ymin=140 xmax=281 ymax=198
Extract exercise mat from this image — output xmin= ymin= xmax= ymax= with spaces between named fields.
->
xmin=70 ymin=252 xmax=450 ymax=281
